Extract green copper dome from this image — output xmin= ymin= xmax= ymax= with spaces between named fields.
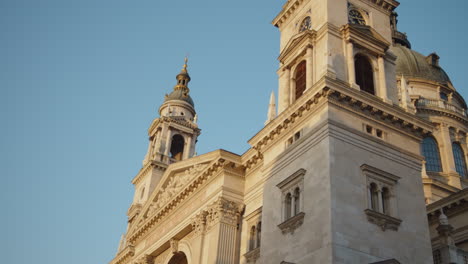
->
xmin=390 ymin=44 xmax=452 ymax=86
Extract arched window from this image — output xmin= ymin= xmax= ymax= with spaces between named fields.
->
xmin=354 ymin=54 xmax=375 ymax=95
xmin=293 ymin=187 xmax=300 ymax=216
xmin=170 ymin=134 xmax=185 ymax=161
xmin=285 ymin=193 xmax=292 ymax=219
xmin=168 ymin=252 xmax=188 ymax=264
xmin=421 ymin=137 xmax=442 ymax=172
xmin=382 ymin=187 xmax=390 ymax=215
xmin=370 ymin=183 xmax=379 ymax=211
xmin=452 ymin=142 xmax=467 ymax=178
xmin=249 ymin=226 xmax=256 ymax=250
xmin=256 ymin=222 xmax=261 ymax=248
xmin=295 ymin=61 xmax=307 ymax=101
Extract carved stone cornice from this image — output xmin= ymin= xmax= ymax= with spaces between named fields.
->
xmin=244 ymin=247 xmax=260 ymax=263
xmin=341 ymin=24 xmax=390 ymax=56
xmin=272 ymin=0 xmax=306 ymax=28
xmin=127 ymin=203 xmax=142 ymax=222
xmin=206 ymin=197 xmax=244 ymax=229
xmin=278 ymin=30 xmax=317 ymax=65
xmin=357 ymin=0 xmax=399 ymax=14
xmin=278 ymin=212 xmax=305 ymax=234
xmin=132 ymin=161 xmax=168 ymax=185
xmin=248 ymin=76 xmax=433 ymax=156
xmin=416 ymin=107 xmax=468 ymax=126
xmin=127 ymin=152 xmax=243 ymax=244
xmin=364 ymin=209 xmax=402 ymax=231
xmin=110 ymin=245 xmax=135 ymax=264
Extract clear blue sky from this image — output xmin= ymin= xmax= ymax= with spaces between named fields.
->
xmin=2 ymin=1 xmax=467 ymax=263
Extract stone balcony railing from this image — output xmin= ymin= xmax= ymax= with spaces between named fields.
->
xmin=415 ymin=98 xmax=468 ymax=117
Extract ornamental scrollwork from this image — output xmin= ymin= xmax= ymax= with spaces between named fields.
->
xmin=206 ymin=197 xmax=244 ymax=229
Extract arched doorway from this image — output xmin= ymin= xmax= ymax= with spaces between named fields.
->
xmin=170 ymin=134 xmax=185 ymax=161
xmin=168 ymin=252 xmax=188 ymax=264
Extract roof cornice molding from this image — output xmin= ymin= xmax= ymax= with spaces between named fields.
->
xmin=272 ymin=0 xmax=306 ymax=28
xmin=248 ymin=76 xmax=433 ymax=154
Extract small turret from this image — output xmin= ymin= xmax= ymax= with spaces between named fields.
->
xmin=265 ymin=91 xmax=277 ymax=125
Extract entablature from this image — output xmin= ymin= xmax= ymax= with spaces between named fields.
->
xmin=248 ymin=76 xmax=433 ymax=155
xmin=272 ymin=0 xmax=306 ymax=29
xmin=341 ymin=24 xmax=390 ymax=56
xmin=354 ymin=0 xmax=399 ymax=14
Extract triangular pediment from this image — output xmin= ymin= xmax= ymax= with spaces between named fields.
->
xmin=126 ymin=149 xmax=243 ymax=242
xmin=278 ymin=30 xmax=317 ymax=64
xmin=341 ymin=24 xmax=390 ymax=55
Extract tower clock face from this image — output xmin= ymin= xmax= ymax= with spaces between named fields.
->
xmin=349 ymin=9 xmax=366 ymax=25
xmin=299 ymin=16 xmax=312 ymax=32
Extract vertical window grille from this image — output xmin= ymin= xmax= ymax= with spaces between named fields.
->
xmin=453 ymin=142 xmax=468 ymax=178
xmin=421 ymin=137 xmax=443 ymax=172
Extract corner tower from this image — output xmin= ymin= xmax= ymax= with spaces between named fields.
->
xmin=251 ymin=0 xmax=434 ymax=263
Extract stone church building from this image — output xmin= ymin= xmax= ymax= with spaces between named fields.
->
xmin=110 ymin=0 xmax=468 ymax=263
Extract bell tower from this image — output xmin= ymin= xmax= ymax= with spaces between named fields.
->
xmin=273 ymin=0 xmax=399 ymax=114
xmin=126 ymin=59 xmax=200 ymax=227
xmin=143 ymin=58 xmax=200 ymax=166
xmin=257 ymin=1 xmax=434 ymax=263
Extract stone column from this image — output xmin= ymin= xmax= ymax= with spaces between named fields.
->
xmin=164 ymin=130 xmax=172 ymax=158
xmin=439 ymin=124 xmax=456 ymax=173
xmin=184 ymin=136 xmax=193 ymax=160
xmin=278 ymin=67 xmax=291 ymax=113
xmin=306 ymin=47 xmax=313 ymax=90
xmin=378 ymin=56 xmax=390 ymax=103
xmin=205 ymin=197 xmax=243 ymax=264
xmin=191 ymin=212 xmax=208 ymax=264
xmin=438 ymin=124 xmax=462 ymax=188
xmin=377 ymin=189 xmax=383 ymax=213
xmin=346 ymin=42 xmax=357 ymax=89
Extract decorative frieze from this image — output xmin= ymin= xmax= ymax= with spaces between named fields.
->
xmin=147 ymin=164 xmax=208 ymax=216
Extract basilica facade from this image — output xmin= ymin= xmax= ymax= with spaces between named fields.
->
xmin=110 ymin=0 xmax=468 ymax=263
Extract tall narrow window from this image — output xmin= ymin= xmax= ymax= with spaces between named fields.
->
xmin=370 ymin=183 xmax=379 ymax=211
xmin=285 ymin=193 xmax=292 ymax=219
xmin=421 ymin=137 xmax=442 ymax=172
xmin=256 ymin=222 xmax=261 ymax=248
xmin=452 ymin=142 xmax=467 ymax=178
xmin=355 ymin=54 xmax=375 ymax=95
xmin=382 ymin=187 xmax=390 ymax=215
xmin=293 ymin=187 xmax=300 ymax=216
xmin=249 ymin=226 xmax=256 ymax=251
xmin=295 ymin=61 xmax=306 ymax=101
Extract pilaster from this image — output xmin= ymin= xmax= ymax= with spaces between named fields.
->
xmin=278 ymin=68 xmax=291 ymax=113
xmin=204 ymin=197 xmax=243 ymax=264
